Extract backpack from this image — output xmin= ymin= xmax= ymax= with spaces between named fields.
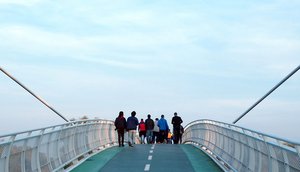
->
xmin=139 ymin=122 xmax=146 ymax=131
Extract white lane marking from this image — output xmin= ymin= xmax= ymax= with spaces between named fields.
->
xmin=148 ymin=155 xmax=152 ymax=160
xmin=144 ymin=164 xmax=150 ymax=171
xmin=151 ymin=145 xmax=155 ymax=149
xmin=149 ymin=150 xmax=153 ymax=153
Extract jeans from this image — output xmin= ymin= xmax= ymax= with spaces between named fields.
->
xmin=146 ymin=130 xmax=153 ymax=143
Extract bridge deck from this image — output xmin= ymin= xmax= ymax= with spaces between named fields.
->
xmin=71 ymin=144 xmax=223 ymax=172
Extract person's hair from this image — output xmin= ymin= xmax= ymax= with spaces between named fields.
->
xmin=155 ymin=118 xmax=159 ymax=120
xmin=174 ymin=112 xmax=177 ymax=116
xmin=131 ymin=111 xmax=136 ymax=116
xmin=161 ymin=114 xmax=164 ymax=118
xmin=147 ymin=114 xmax=151 ymax=118
xmin=119 ymin=111 xmax=124 ymax=117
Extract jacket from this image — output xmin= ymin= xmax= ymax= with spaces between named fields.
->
xmin=158 ymin=118 xmax=169 ymax=131
xmin=127 ymin=116 xmax=139 ymax=130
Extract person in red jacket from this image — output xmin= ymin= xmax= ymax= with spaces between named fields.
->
xmin=138 ymin=119 xmax=146 ymax=144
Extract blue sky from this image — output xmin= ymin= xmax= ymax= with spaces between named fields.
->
xmin=0 ymin=0 xmax=299 ymax=141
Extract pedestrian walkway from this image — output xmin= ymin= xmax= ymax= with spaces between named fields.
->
xmin=71 ymin=144 xmax=223 ymax=172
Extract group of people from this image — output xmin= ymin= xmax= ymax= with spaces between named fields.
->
xmin=114 ymin=111 xmax=184 ymax=147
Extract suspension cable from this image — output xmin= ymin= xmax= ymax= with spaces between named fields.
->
xmin=0 ymin=67 xmax=69 ymax=122
xmin=233 ymin=65 xmax=300 ymax=124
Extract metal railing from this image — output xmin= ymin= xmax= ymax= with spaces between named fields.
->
xmin=182 ymin=119 xmax=300 ymax=172
xmin=0 ymin=119 xmax=117 ymax=172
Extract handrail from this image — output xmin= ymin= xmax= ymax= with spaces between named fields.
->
xmin=0 ymin=119 xmax=118 ymax=172
xmin=183 ymin=119 xmax=300 ymax=172
xmin=185 ymin=119 xmax=300 ymax=145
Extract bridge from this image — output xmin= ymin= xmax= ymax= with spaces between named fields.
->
xmin=1 ymin=119 xmax=299 ymax=172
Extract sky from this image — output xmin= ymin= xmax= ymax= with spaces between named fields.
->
xmin=0 ymin=0 xmax=299 ymax=142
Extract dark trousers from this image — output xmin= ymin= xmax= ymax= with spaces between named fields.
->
xmin=117 ymin=129 xmax=125 ymax=146
xmin=173 ymin=129 xmax=180 ymax=144
xmin=159 ymin=130 xmax=168 ymax=143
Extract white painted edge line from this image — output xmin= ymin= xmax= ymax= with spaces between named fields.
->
xmin=148 ymin=155 xmax=152 ymax=160
xmin=149 ymin=150 xmax=153 ymax=153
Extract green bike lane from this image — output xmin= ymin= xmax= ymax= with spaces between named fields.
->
xmin=71 ymin=144 xmax=223 ymax=172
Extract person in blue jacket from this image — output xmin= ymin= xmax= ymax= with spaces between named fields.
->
xmin=157 ymin=114 xmax=169 ymax=143
xmin=127 ymin=111 xmax=139 ymax=147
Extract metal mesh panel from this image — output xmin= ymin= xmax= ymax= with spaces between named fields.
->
xmin=256 ymin=140 xmax=268 ymax=155
xmin=74 ymin=127 xmax=86 ymax=155
xmin=0 ymin=143 xmax=10 ymax=170
xmin=254 ymin=150 xmax=260 ymax=172
xmin=269 ymin=144 xmax=284 ymax=162
xmin=0 ymin=143 xmax=6 ymax=158
xmin=248 ymin=148 xmax=256 ymax=171
xmin=40 ymin=164 xmax=51 ymax=172
xmin=48 ymin=139 xmax=59 ymax=170
xmin=286 ymin=149 xmax=300 ymax=170
xmin=9 ymin=140 xmax=24 ymax=172
xmin=241 ymin=144 xmax=250 ymax=167
xmin=247 ymin=137 xmax=256 ymax=150
xmin=271 ymin=158 xmax=285 ymax=172
xmin=39 ymin=144 xmax=49 ymax=167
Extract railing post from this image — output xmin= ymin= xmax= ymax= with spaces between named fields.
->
xmin=262 ymin=136 xmax=272 ymax=172
xmin=57 ymin=126 xmax=64 ymax=168
xmin=36 ymin=129 xmax=45 ymax=172
xmin=5 ymin=135 xmax=16 ymax=172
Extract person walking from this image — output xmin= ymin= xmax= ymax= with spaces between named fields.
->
xmin=158 ymin=115 xmax=169 ymax=143
xmin=127 ymin=111 xmax=139 ymax=147
xmin=171 ymin=112 xmax=183 ymax=144
xmin=138 ymin=119 xmax=146 ymax=144
xmin=114 ymin=111 xmax=127 ymax=147
xmin=152 ymin=118 xmax=160 ymax=143
xmin=145 ymin=114 xmax=154 ymax=144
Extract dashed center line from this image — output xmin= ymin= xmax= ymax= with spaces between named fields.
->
xmin=144 ymin=164 xmax=150 ymax=171
xmin=144 ymin=145 xmax=155 ymax=171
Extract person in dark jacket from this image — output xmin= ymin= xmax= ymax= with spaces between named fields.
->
xmin=145 ymin=114 xmax=154 ymax=144
xmin=171 ymin=112 xmax=183 ymax=144
xmin=115 ymin=111 xmax=127 ymax=147
xmin=127 ymin=111 xmax=139 ymax=147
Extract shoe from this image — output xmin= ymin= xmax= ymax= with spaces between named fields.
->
xmin=122 ymin=144 xmax=124 ymax=147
